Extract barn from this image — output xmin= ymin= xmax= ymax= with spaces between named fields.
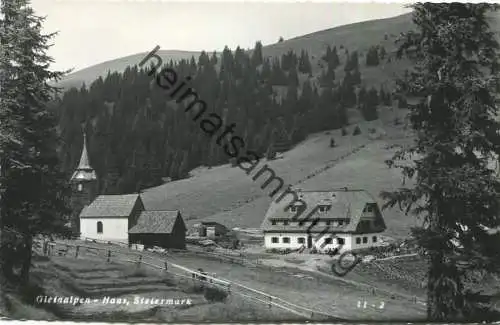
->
xmin=128 ymin=210 xmax=186 ymax=249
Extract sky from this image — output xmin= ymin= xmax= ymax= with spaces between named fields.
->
xmin=31 ymin=1 xmax=412 ymax=73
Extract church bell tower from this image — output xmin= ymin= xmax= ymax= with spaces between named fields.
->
xmin=70 ymin=131 xmax=98 ymax=235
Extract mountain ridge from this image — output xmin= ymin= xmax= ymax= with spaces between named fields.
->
xmin=56 ymin=13 xmax=414 ymax=90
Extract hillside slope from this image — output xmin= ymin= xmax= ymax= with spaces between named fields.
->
xmin=57 ymin=50 xmax=201 ymax=90
xmin=140 ymin=107 xmax=417 ymax=239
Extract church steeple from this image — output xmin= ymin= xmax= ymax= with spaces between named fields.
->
xmin=71 ymin=132 xmax=96 ymax=181
xmin=70 ymin=130 xmax=98 ymax=236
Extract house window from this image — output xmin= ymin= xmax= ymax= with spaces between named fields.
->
xmin=271 ymin=220 xmax=277 ymax=225
xmin=290 ymin=206 xmax=298 ymax=212
xmin=297 ymin=237 xmax=305 ymax=244
xmin=324 ymin=238 xmax=333 ymax=244
xmin=363 ymin=237 xmax=368 ymax=244
xmin=283 ymin=220 xmax=289 ymax=226
xmin=271 ymin=237 xmax=279 ymax=243
xmin=337 ymin=238 xmax=345 ymax=245
xmin=372 ymin=236 xmax=377 ymax=243
xmin=338 ymin=221 xmax=344 ymax=226
xmin=319 ymin=205 xmax=331 ymax=212
xmin=366 ymin=205 xmax=374 ymax=212
xmin=77 ymin=183 xmax=83 ymax=192
xmin=97 ymin=221 xmax=103 ymax=234
xmin=282 ymin=237 xmax=290 ymax=244
xmin=356 ymin=237 xmax=361 ymax=244
xmin=325 ymin=221 xmax=331 ymax=226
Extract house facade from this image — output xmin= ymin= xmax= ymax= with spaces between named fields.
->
xmin=128 ymin=210 xmax=186 ymax=249
xmin=261 ymin=189 xmax=387 ymax=253
xmin=79 ymin=194 xmax=144 ymax=243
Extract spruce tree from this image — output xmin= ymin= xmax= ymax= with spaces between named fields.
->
xmin=381 ymin=3 xmax=500 ymax=321
xmin=0 ymin=0 xmax=69 ymax=286
xmin=251 ymin=41 xmax=263 ymax=67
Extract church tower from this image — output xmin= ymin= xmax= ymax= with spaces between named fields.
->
xmin=70 ymin=131 xmax=98 ymax=235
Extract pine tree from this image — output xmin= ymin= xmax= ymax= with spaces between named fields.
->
xmin=379 ymin=46 xmax=387 ymax=60
xmin=381 ymin=4 xmax=500 ymax=321
xmin=322 ymin=45 xmax=332 ymax=62
xmin=331 ymin=46 xmax=340 ymax=69
xmin=366 ymin=46 xmax=380 ymax=66
xmin=0 ymin=0 xmax=69 ymax=286
xmin=251 ymin=41 xmax=263 ymax=67
xmin=344 ymin=50 xmax=359 ymax=72
xmin=367 ymin=87 xmax=379 ymax=106
xmin=397 ymin=96 xmax=407 ymax=109
xmin=358 ymin=86 xmax=367 ymax=106
xmin=298 ymin=50 xmax=312 ymax=75
xmin=352 ymin=68 xmax=361 ymax=85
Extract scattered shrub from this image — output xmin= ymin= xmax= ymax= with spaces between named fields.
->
xmin=352 ymin=126 xmax=362 ymax=136
xmin=393 ymin=117 xmax=401 ymax=125
xmin=398 ymin=97 xmax=407 ymax=109
xmin=368 ymin=128 xmax=376 ymax=134
xmin=329 ymin=138 xmax=336 ymax=148
xmin=204 ymin=286 xmax=228 ymax=302
xmin=192 ymin=284 xmax=205 ymax=293
xmin=341 ymin=127 xmax=348 ymax=136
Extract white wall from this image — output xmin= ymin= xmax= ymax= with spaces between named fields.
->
xmin=80 ymin=217 xmax=129 ymax=243
xmin=314 ymin=234 xmax=352 ymax=252
xmin=350 ymin=233 xmax=382 ymax=250
xmin=264 ymin=232 xmax=383 ymax=252
xmin=264 ymin=233 xmax=308 ymax=250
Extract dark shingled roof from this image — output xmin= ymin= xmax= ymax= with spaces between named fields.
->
xmin=201 ymin=221 xmax=228 ymax=228
xmin=80 ymin=194 xmax=141 ymax=217
xmin=260 ymin=189 xmax=386 ymax=233
xmin=129 ymin=210 xmax=182 ymax=234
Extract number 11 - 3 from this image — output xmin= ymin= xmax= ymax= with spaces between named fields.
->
xmin=357 ymin=301 xmax=385 ymax=309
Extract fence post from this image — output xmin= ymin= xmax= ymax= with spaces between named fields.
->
xmin=107 ymin=250 xmax=111 ymax=262
xmin=164 ymin=261 xmax=167 ymax=272
xmin=268 ymin=296 xmax=272 ymax=309
xmin=137 ymin=255 xmax=142 ymax=268
xmin=75 ymin=246 xmax=79 ymax=258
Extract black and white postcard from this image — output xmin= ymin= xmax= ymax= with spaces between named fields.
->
xmin=1 ymin=1 xmax=500 ymax=323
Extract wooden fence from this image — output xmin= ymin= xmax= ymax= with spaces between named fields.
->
xmin=41 ymin=240 xmax=344 ymax=321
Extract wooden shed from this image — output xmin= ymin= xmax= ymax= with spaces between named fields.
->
xmin=199 ymin=221 xmax=229 ymax=238
xmin=128 ymin=210 xmax=186 ymax=249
